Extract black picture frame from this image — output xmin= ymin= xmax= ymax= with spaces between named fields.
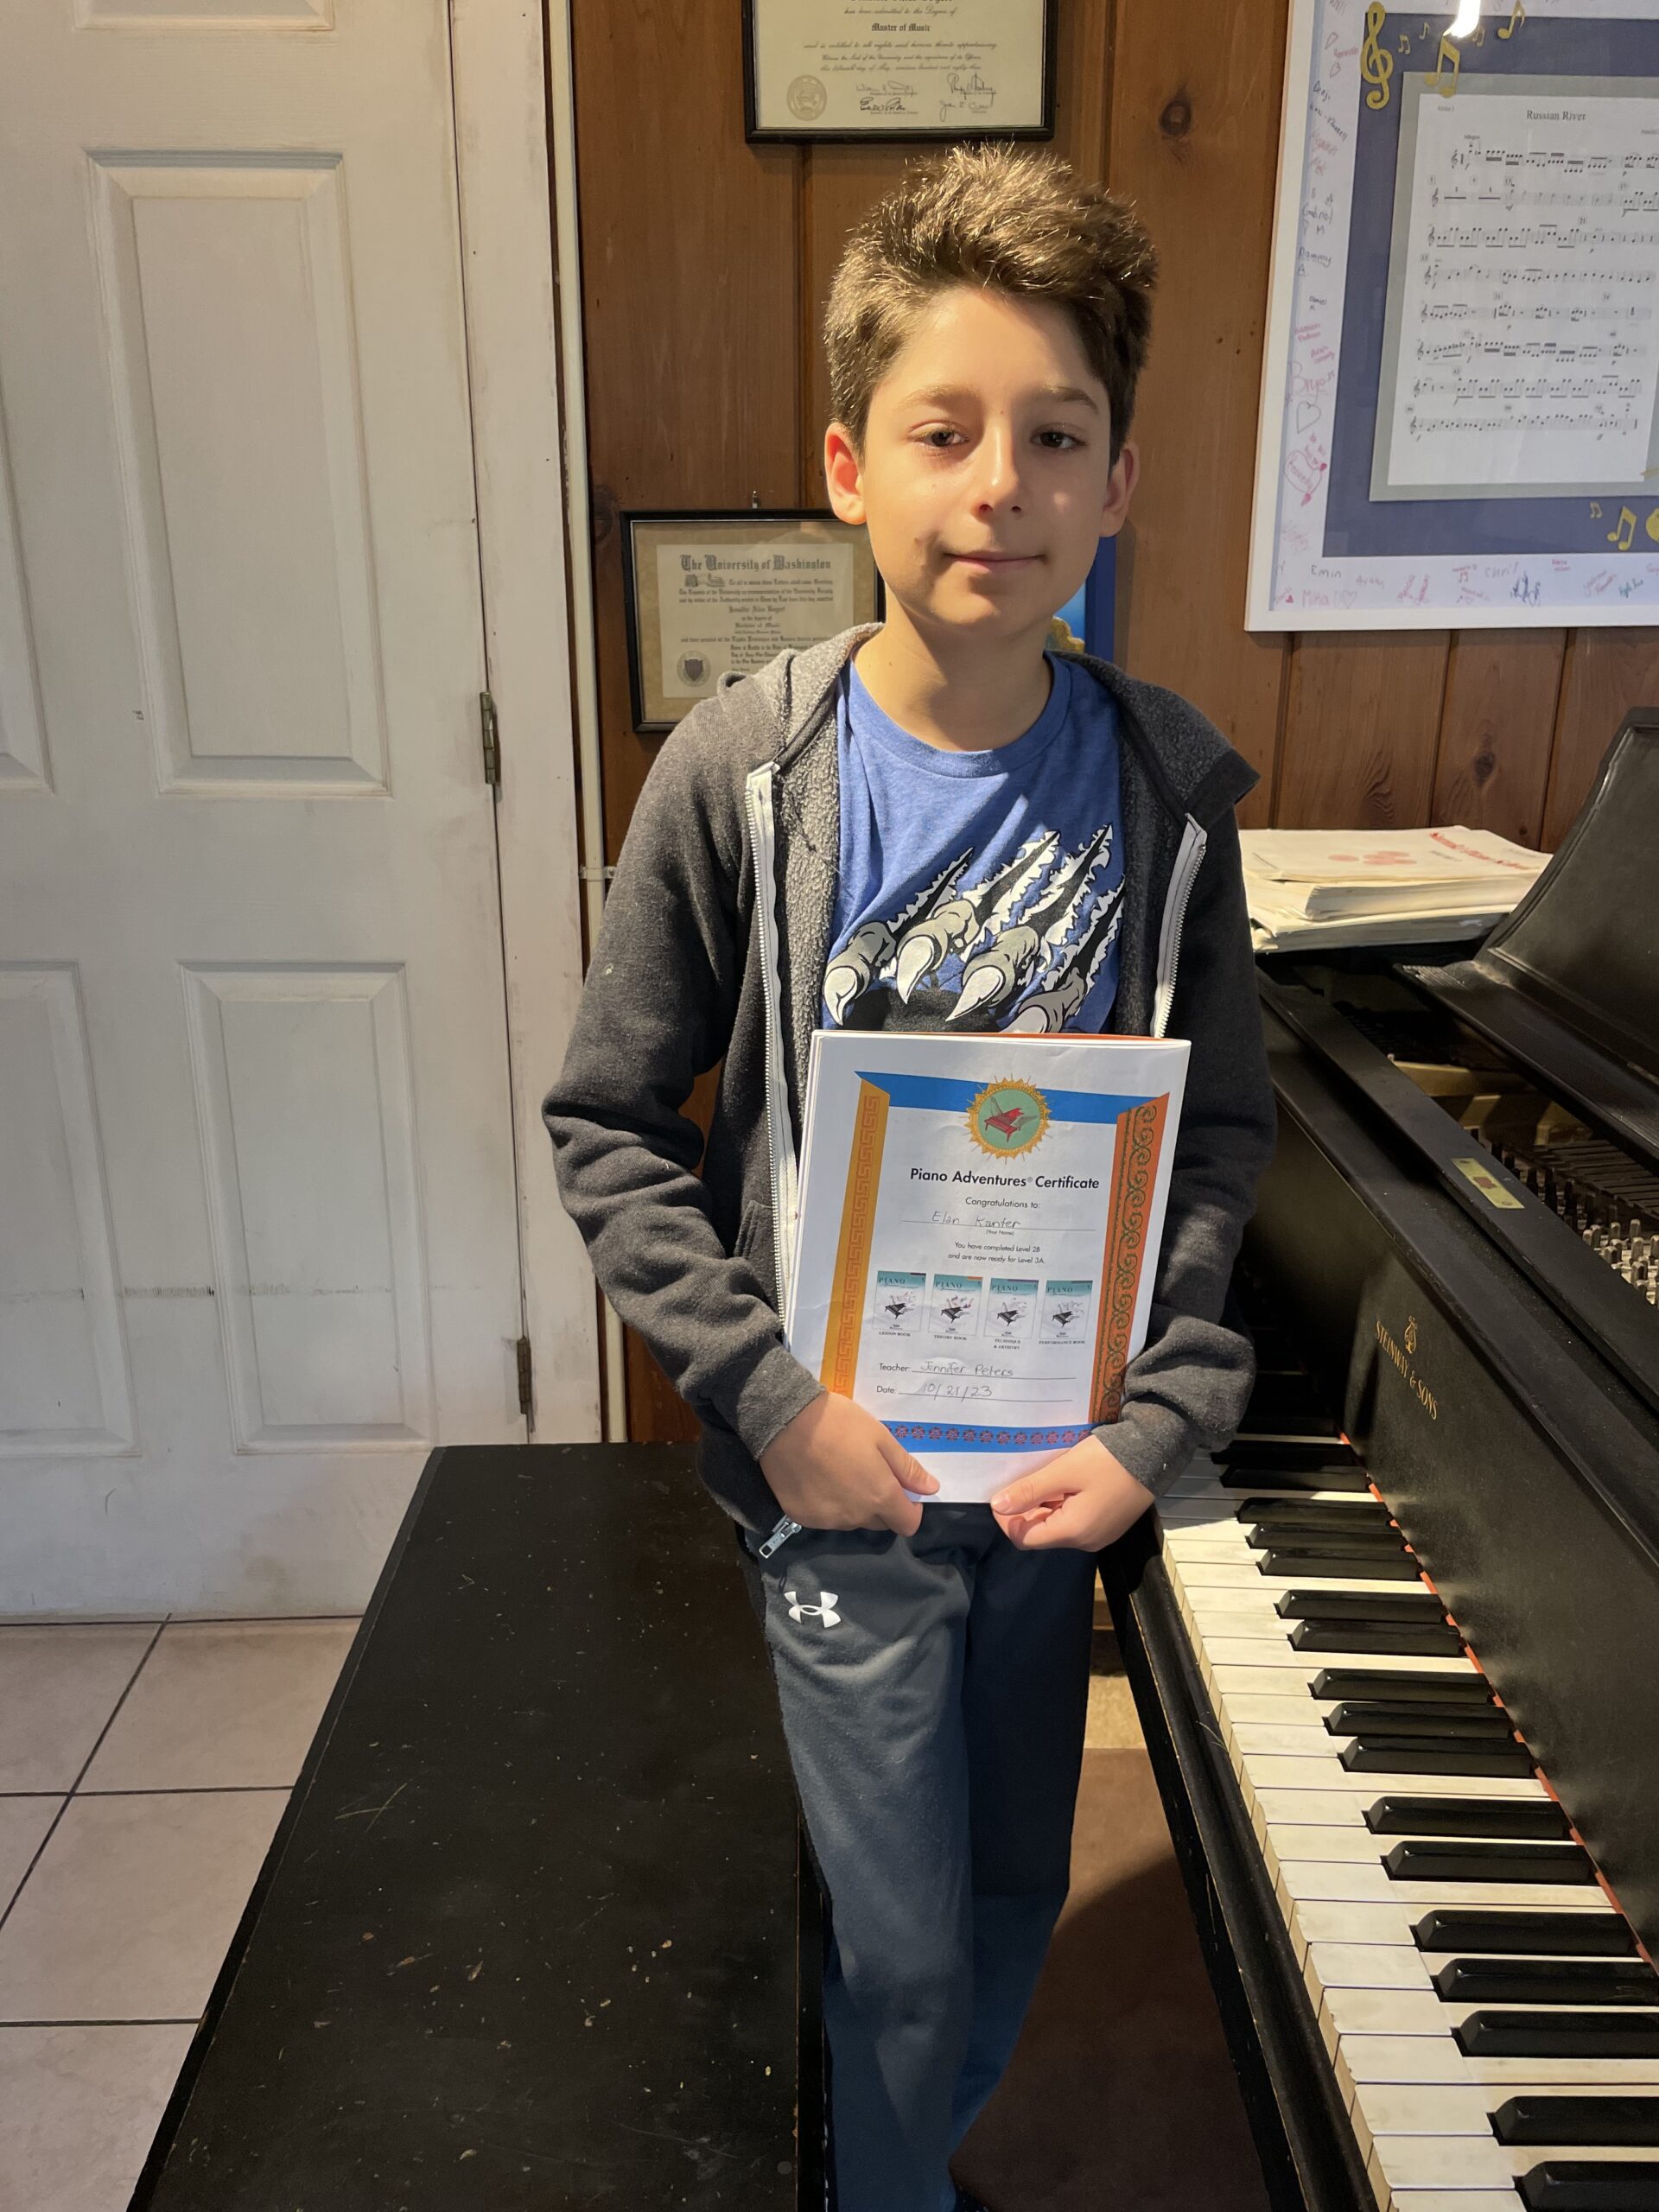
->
xmin=741 ymin=0 xmax=1056 ymax=144
xmin=620 ymin=509 xmax=884 ymax=734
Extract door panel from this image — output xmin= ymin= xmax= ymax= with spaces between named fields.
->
xmin=0 ymin=0 xmax=524 ymax=1613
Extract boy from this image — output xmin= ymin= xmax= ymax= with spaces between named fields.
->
xmin=543 ymin=146 xmax=1275 ymax=2212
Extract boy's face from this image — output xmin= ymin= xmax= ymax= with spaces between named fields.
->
xmin=824 ymin=284 xmax=1137 ymax=647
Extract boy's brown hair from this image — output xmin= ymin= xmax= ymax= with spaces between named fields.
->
xmin=824 ymin=145 xmax=1157 ymax=461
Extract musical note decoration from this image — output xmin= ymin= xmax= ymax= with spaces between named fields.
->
xmin=1427 ymin=31 xmax=1460 ymax=97
xmin=1647 ymin=509 xmax=1659 ymax=546
xmin=1362 ymin=3 xmax=1394 ymax=109
xmin=1590 ymin=501 xmax=1604 ymax=519
xmin=1607 ymin=505 xmax=1637 ymax=553
xmin=1497 ymin=0 xmax=1524 ymax=37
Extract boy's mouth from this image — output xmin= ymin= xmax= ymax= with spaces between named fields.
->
xmin=948 ymin=550 xmax=1041 ymax=569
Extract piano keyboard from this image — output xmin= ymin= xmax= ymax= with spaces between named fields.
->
xmin=1158 ymin=1457 xmax=1659 ymax=2212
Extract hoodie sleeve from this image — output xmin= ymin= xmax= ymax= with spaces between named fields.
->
xmin=541 ymin=708 xmax=825 ymax=1464
xmin=1092 ymin=804 xmax=1275 ymax=1495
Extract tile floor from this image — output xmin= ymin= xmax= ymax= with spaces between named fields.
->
xmin=0 ymin=1618 xmax=357 ymax=2212
xmin=0 ymin=1615 xmax=1140 ymax=2212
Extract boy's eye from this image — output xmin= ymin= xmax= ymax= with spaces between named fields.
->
xmin=918 ymin=427 xmax=963 ymax=448
xmin=1036 ymin=429 xmax=1083 ymax=449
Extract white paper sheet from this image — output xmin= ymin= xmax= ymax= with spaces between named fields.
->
xmin=1385 ymin=91 xmax=1659 ymax=493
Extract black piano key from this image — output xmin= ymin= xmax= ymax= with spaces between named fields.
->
xmin=1517 ymin=2158 xmax=1659 ymax=2209
xmin=1414 ymin=1909 xmax=1637 ymax=1957
xmin=1344 ymin=1735 xmax=1534 ymax=1775
xmin=1435 ymin=1957 xmax=1659 ymax=2005
xmin=1276 ymin=1589 xmax=1446 ymax=1623
xmin=1386 ymin=1839 xmax=1592 ymax=1884
xmin=1312 ymin=1668 xmax=1493 ymax=1707
xmin=1458 ymin=2012 xmax=1659 ymax=2059
xmin=1219 ymin=1441 xmax=1369 ymax=1487
xmin=1325 ymin=1701 xmax=1515 ymax=1740
xmin=1240 ymin=1500 xmax=1395 ymax=1533
xmin=1260 ymin=1548 xmax=1423 ymax=1580
xmin=1234 ymin=1410 xmax=1342 ymax=1441
xmin=1497 ymin=2096 xmax=1659 ymax=2146
xmin=1247 ymin=1529 xmax=1404 ymax=1558
xmin=1364 ymin=1795 xmax=1571 ymax=1840
xmin=1293 ymin=1620 xmax=1465 ymax=1655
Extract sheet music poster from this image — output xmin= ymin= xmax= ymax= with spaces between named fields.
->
xmin=1249 ymin=0 xmax=1659 ymax=627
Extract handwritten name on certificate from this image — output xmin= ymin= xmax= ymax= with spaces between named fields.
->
xmin=785 ymin=1031 xmax=1189 ymax=1503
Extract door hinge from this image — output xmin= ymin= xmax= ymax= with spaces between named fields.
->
xmin=515 ymin=1333 xmax=533 ymax=1418
xmin=480 ymin=690 xmax=500 ymax=789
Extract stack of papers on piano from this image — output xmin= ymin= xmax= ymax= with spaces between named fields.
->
xmin=1241 ymin=826 xmax=1549 ymax=952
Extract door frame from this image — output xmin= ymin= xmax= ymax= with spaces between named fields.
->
xmin=450 ymin=0 xmax=601 ymax=1443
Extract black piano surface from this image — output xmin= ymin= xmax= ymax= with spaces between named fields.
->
xmin=1112 ymin=712 xmax=1659 ymax=2212
xmin=130 ymin=1443 xmax=816 ymax=2211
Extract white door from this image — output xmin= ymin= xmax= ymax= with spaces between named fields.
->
xmin=1 ymin=0 xmax=531 ymax=1615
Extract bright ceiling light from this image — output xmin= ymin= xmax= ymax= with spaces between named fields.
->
xmin=1448 ymin=0 xmax=1480 ymax=33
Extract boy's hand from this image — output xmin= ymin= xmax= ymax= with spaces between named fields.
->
xmin=760 ymin=1392 xmax=939 ymax=1536
xmin=990 ymin=1433 xmax=1155 ymax=1553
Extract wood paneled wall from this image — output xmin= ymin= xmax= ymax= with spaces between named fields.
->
xmin=568 ymin=0 xmax=1659 ymax=1439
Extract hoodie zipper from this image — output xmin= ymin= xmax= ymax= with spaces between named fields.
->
xmin=1152 ymin=815 xmax=1208 ymax=1039
xmin=743 ymin=763 xmax=798 ymax=1315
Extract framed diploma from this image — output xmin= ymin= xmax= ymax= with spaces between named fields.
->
xmin=1248 ymin=0 xmax=1659 ymax=631
xmin=786 ymin=1031 xmax=1189 ymax=1503
xmin=743 ymin=0 xmax=1056 ymax=143
xmin=621 ymin=511 xmax=881 ymax=734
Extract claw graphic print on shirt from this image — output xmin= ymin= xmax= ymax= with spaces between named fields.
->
xmin=822 ymin=649 xmax=1124 ymax=1037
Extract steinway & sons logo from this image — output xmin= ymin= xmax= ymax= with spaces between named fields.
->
xmin=1376 ymin=1311 xmax=1438 ymax=1421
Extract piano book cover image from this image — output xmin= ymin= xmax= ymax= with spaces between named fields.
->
xmin=785 ymin=1030 xmax=1189 ymax=1503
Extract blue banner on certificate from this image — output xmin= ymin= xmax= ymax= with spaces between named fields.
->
xmin=785 ymin=1030 xmax=1189 ymax=1503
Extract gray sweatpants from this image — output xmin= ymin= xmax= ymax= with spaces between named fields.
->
xmin=739 ymin=1508 xmax=1099 ymax=2212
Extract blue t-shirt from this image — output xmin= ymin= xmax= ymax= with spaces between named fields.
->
xmin=822 ymin=649 xmax=1124 ymax=1035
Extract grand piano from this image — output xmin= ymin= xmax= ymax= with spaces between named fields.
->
xmin=1103 ymin=711 xmax=1659 ymax=2212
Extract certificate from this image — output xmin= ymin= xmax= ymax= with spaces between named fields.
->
xmin=744 ymin=0 xmax=1055 ymax=142
xmin=786 ymin=1031 xmax=1189 ymax=1503
xmin=621 ymin=512 xmax=881 ymax=732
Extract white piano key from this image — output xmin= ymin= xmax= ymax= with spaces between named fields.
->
xmin=1351 ymin=2082 xmax=1496 ymax=2139
xmin=1252 ymin=1788 xmax=1370 ymax=1833
xmin=1500 ymin=2142 xmax=1659 ymax=2168
xmin=1231 ymin=1723 xmax=1351 ymax=1755
xmin=1275 ymin=1859 xmax=1597 ymax=1910
xmin=1174 ymin=1561 xmax=1423 ymax=1599
xmin=1202 ymin=1640 xmax=1471 ymax=1675
xmin=1211 ymin=1691 xmax=1332 ymax=1725
xmin=1208 ymin=1655 xmax=1483 ymax=1692
xmin=1386 ymin=2196 xmax=1528 ymax=2212
xmin=1290 ymin=1900 xmax=1418 ymax=1956
xmin=1306 ymin=1942 xmax=1435 ymax=1992
xmin=1239 ymin=1753 xmax=1541 ymax=1799
xmin=1321 ymin=1986 xmax=1464 ymax=2040
xmin=1366 ymin=2134 xmax=1514 ymax=2195
xmin=1273 ymin=1824 xmax=1414 ymax=1866
xmin=1338 ymin=2037 xmax=1478 ymax=2090
xmin=1340 ymin=2036 xmax=1659 ymax=2090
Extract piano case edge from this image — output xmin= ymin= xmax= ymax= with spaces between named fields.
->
xmin=1100 ymin=1524 xmax=1375 ymax=2212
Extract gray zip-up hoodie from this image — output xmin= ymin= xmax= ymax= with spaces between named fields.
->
xmin=543 ymin=625 xmax=1275 ymax=1533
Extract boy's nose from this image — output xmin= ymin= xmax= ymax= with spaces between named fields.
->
xmin=969 ymin=429 xmax=1025 ymax=512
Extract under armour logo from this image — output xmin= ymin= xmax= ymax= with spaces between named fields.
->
xmin=785 ymin=1588 xmax=842 ymax=1628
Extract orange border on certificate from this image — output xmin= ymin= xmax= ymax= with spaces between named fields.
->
xmin=821 ymin=1078 xmax=890 ymax=1395
xmin=1090 ymin=1094 xmax=1168 ymax=1423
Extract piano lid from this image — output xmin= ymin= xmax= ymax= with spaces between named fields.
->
xmin=1403 ymin=709 xmax=1659 ymax=1173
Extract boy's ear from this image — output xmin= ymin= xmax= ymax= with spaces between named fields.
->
xmin=1098 ymin=439 xmax=1139 ymax=538
xmin=823 ymin=422 xmax=866 ymax=524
